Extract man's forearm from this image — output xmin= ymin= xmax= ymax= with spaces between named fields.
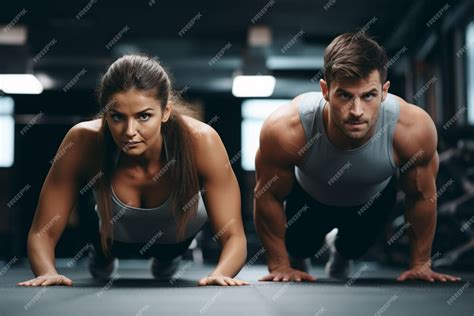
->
xmin=405 ymin=197 xmax=437 ymax=268
xmin=254 ymin=199 xmax=290 ymax=271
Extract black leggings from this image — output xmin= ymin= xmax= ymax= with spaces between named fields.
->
xmin=284 ymin=176 xmax=397 ymax=260
xmin=90 ymin=231 xmax=195 ymax=262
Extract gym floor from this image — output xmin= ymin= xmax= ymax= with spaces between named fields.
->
xmin=1 ymin=1 xmax=474 ymax=316
xmin=1 ymin=260 xmax=473 ymax=316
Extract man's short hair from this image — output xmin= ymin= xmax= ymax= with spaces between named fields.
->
xmin=323 ymin=33 xmax=388 ymax=86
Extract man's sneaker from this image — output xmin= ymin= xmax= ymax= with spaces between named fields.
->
xmin=88 ymin=247 xmax=118 ymax=280
xmin=151 ymin=257 xmax=181 ymax=280
xmin=324 ymin=228 xmax=351 ymax=279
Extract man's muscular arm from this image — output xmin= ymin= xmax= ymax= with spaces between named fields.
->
xmin=396 ymin=100 xmax=460 ymax=282
xmin=254 ymin=98 xmax=316 ymax=282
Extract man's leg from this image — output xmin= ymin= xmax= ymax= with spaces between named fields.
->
xmin=334 ymin=176 xmax=398 ymax=260
xmin=284 ymin=181 xmax=335 ymax=263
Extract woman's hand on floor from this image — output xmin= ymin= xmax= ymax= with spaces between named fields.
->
xmin=198 ymin=275 xmax=250 ymax=286
xmin=17 ymin=274 xmax=73 ymax=287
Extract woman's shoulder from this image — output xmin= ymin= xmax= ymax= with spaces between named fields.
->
xmin=70 ymin=119 xmax=103 ymax=144
xmin=72 ymin=118 xmax=103 ymax=135
xmin=42 ymin=119 xmax=104 ymax=187
xmin=180 ymin=115 xmax=231 ymax=178
xmin=66 ymin=119 xmax=103 ymax=172
xmin=181 ymin=115 xmax=210 ymax=132
xmin=181 ymin=115 xmax=221 ymax=148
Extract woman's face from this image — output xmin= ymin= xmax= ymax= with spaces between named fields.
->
xmin=105 ymin=89 xmax=171 ymax=155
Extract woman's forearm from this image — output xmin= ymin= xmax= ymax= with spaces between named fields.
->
xmin=209 ymin=235 xmax=247 ymax=278
xmin=27 ymin=233 xmax=58 ymax=276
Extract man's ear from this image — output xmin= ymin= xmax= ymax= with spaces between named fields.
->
xmin=382 ymin=81 xmax=391 ymax=101
xmin=320 ymin=79 xmax=330 ymax=101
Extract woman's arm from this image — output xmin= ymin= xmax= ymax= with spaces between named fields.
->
xmin=193 ymin=124 xmax=249 ymax=286
xmin=18 ymin=123 xmax=92 ymax=286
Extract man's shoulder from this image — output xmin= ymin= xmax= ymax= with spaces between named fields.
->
xmin=259 ymin=94 xmax=311 ymax=163
xmin=262 ymin=92 xmax=321 ymax=133
xmin=393 ymin=96 xmax=438 ymax=164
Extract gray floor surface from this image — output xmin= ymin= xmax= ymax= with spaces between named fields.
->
xmin=0 ymin=259 xmax=473 ymax=316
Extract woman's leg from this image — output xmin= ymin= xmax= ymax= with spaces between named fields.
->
xmin=89 ymin=230 xmax=118 ymax=280
xmin=89 ymin=229 xmax=198 ymax=280
xmin=146 ymin=235 xmax=196 ymax=280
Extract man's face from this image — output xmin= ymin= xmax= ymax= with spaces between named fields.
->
xmin=320 ymin=70 xmax=390 ymax=142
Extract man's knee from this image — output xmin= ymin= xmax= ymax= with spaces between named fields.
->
xmin=335 ymin=237 xmax=374 ymax=260
xmin=285 ymin=234 xmax=325 ymax=259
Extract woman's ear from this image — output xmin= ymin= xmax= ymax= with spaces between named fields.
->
xmin=162 ymin=103 xmax=172 ymax=123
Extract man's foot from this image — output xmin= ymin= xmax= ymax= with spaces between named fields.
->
xmin=150 ymin=257 xmax=181 ymax=281
xmin=324 ymin=228 xmax=351 ymax=279
xmin=88 ymin=247 xmax=118 ymax=280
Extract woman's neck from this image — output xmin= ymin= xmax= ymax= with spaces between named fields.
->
xmin=120 ymin=134 xmax=165 ymax=171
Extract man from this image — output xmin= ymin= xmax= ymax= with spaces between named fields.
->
xmin=254 ymin=33 xmax=460 ymax=282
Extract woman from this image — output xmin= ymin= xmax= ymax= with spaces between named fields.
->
xmin=18 ymin=55 xmax=249 ymax=287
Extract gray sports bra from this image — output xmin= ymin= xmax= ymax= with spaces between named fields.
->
xmin=92 ymin=137 xmax=208 ymax=244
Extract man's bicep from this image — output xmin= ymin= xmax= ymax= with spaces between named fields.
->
xmin=255 ymin=149 xmax=295 ymax=202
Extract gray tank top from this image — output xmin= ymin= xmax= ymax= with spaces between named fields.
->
xmin=93 ymin=137 xmax=208 ymax=244
xmin=294 ymin=92 xmax=400 ymax=206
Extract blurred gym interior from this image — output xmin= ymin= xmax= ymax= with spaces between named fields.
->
xmin=0 ymin=0 xmax=473 ymax=315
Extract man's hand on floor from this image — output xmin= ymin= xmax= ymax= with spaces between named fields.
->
xmin=260 ymin=266 xmax=316 ymax=282
xmin=397 ymin=266 xmax=461 ymax=282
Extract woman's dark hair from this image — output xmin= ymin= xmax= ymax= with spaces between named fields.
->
xmin=95 ymin=55 xmax=199 ymax=253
